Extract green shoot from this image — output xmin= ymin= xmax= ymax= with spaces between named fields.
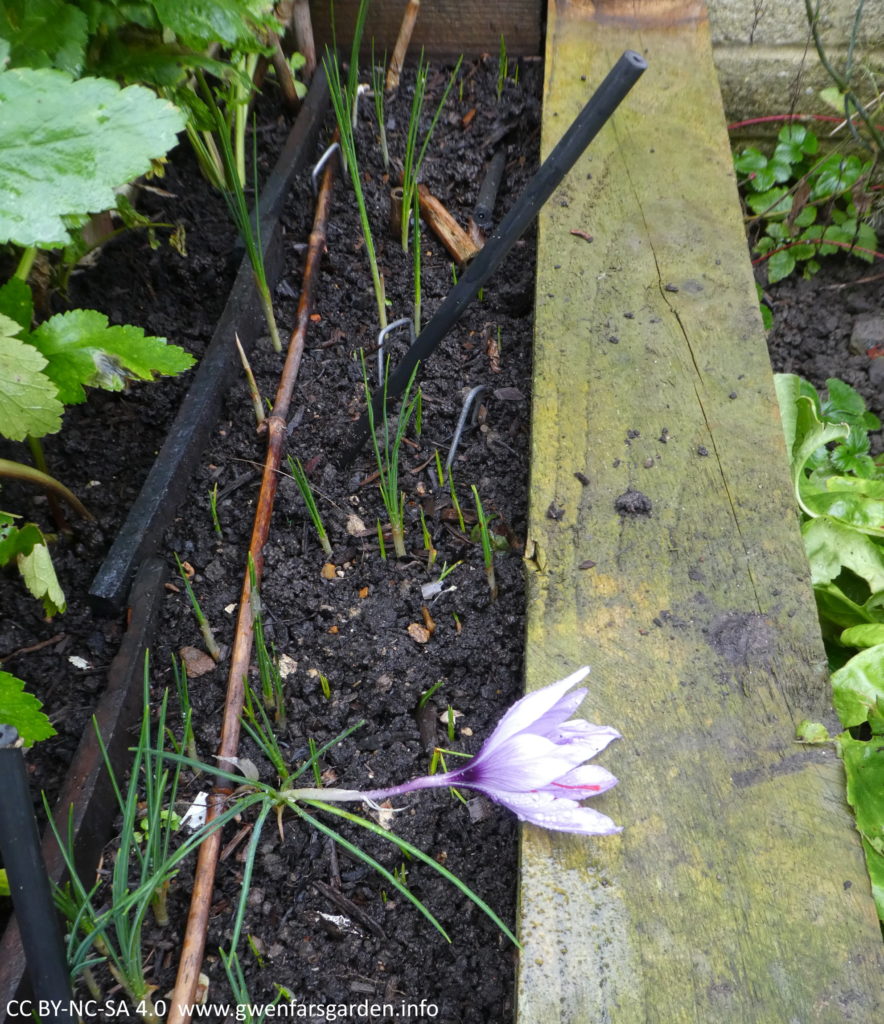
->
xmin=434 ymin=448 xmax=445 ymax=486
xmin=324 ymin=8 xmax=387 ymax=330
xmin=497 ymin=34 xmax=508 ymax=101
xmin=174 ymin=553 xmax=221 ymax=662
xmin=308 ymin=738 xmax=323 ymax=785
xmin=451 ymin=263 xmax=458 ymax=285
xmin=209 ymin=482 xmax=223 ymax=538
xmin=361 ymin=351 xmax=422 ymax=558
xmin=195 ymin=72 xmax=281 ymax=352
xmin=449 ymin=473 xmax=466 ymax=533
xmin=249 ymin=554 xmax=286 ymax=726
xmin=48 ymin=659 xmax=242 ymax=1018
xmin=286 ymin=456 xmax=333 ymax=556
xmin=247 ymin=934 xmax=266 ymax=969
xmin=236 ymin=332 xmax=266 ymax=427
xmin=400 ymin=53 xmax=463 ymax=252
xmin=171 ymin=653 xmax=198 ymax=765
xmin=452 ymin=611 xmax=462 ymax=632
xmin=370 ymin=42 xmax=390 ymax=171
xmin=413 ymin=185 xmax=423 ymax=334
xmin=447 ymin=706 xmax=456 ymax=742
xmin=393 ymin=862 xmax=408 ymax=886
xmin=415 ymin=386 xmax=423 ymax=437
xmin=242 ymin=679 xmax=290 ymax=784
xmin=418 ymin=679 xmax=445 ymax=709
xmin=437 ymin=560 xmax=462 ymax=583
xmin=377 ymin=518 xmax=388 ymax=560
xmin=419 ymin=507 xmax=437 ymax=569
xmin=319 ymin=672 xmax=332 ymax=700
xmin=471 ymin=485 xmax=498 ymax=600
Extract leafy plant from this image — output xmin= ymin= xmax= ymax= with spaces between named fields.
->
xmin=776 ymin=373 xmax=884 ymax=918
xmin=734 ymin=124 xmax=879 ymax=283
xmin=496 ymin=34 xmax=508 ymax=102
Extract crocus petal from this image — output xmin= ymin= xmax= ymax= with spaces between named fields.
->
xmin=532 ymin=764 xmax=619 ymax=798
xmin=548 ymin=721 xmax=622 ymax=758
xmin=492 ymin=789 xmax=622 ymax=835
xmin=479 ymin=667 xmax=591 ymax=754
xmin=454 ymin=733 xmax=598 ymax=793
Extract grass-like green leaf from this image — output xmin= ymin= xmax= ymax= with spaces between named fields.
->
xmin=28 ymin=310 xmax=195 ymax=405
xmin=0 ymin=670 xmax=56 ymax=743
xmin=298 ymin=799 xmax=519 ymax=947
xmin=0 ymin=65 xmax=185 ymax=247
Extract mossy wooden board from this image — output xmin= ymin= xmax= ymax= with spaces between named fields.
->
xmin=516 ymin=2 xmax=884 ymax=1021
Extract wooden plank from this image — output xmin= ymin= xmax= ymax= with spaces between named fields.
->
xmin=516 ymin=2 xmax=884 ymax=1021
xmin=308 ymin=0 xmax=543 ymax=59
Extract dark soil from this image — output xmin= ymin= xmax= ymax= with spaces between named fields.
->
xmin=3 ymin=45 xmax=883 ymax=1024
xmin=1 ymin=57 xmax=542 ymax=1024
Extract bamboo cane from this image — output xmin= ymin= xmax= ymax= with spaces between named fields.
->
xmin=165 ymin=142 xmax=338 ymax=1024
xmin=386 ymin=0 xmax=421 ymax=92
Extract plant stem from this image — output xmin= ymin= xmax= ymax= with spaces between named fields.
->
xmin=235 ymin=332 xmax=266 ymax=427
xmin=14 ymin=246 xmax=36 ymax=281
xmin=0 ymin=456 xmax=93 ymax=521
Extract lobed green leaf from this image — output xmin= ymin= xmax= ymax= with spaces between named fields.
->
xmin=0 ymin=315 xmax=64 ymax=440
xmin=29 ymin=310 xmax=195 ymax=405
xmin=0 ymin=65 xmax=185 ymax=247
xmin=0 ymin=670 xmax=56 ymax=744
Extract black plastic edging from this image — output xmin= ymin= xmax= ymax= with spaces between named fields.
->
xmin=89 ymin=69 xmax=330 ymax=616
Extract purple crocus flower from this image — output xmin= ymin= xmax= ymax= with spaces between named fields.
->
xmin=359 ymin=666 xmax=622 ymax=835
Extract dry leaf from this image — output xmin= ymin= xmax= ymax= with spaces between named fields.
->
xmin=321 ymin=562 xmax=337 ymax=580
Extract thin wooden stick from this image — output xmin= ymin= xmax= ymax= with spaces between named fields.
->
xmin=386 ymin=0 xmax=421 ymax=93
xmin=270 ymin=34 xmax=301 ymax=112
xmin=291 ymin=0 xmax=317 ymax=80
xmin=165 ymin=141 xmax=338 ymax=1024
xmin=417 ymin=184 xmax=480 ymax=265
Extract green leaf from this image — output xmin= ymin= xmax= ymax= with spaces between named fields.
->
xmin=831 ymin=647 xmax=884 ymax=729
xmin=0 ymin=512 xmax=43 ymax=566
xmin=766 ymin=248 xmax=796 ymax=283
xmin=0 ymin=278 xmax=34 ymax=331
xmin=28 ymin=309 xmax=195 ymax=405
xmin=734 ymin=147 xmax=767 ymax=175
xmin=0 ymin=671 xmax=56 ymax=744
xmin=747 ymin=186 xmax=792 ymax=218
xmin=17 ymin=538 xmax=66 ymax=616
xmin=152 ymin=0 xmax=279 ymax=50
xmin=837 ymin=733 xmax=884 ymax=919
xmin=0 ymin=315 xmax=64 ymax=441
xmin=774 ymin=379 xmax=850 ymax=516
xmin=0 ymin=65 xmax=185 ymax=248
xmin=0 ymin=869 xmax=8 ymax=897
xmin=0 ymin=0 xmax=88 ymax=76
xmin=810 ymin=153 xmax=865 ymax=201
xmin=840 ymin=625 xmax=884 ymax=650
xmin=802 ymin=516 xmax=884 ymax=591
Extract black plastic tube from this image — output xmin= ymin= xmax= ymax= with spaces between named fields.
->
xmin=340 ymin=49 xmax=648 ymax=466
xmin=0 ymin=730 xmax=76 ymax=1022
